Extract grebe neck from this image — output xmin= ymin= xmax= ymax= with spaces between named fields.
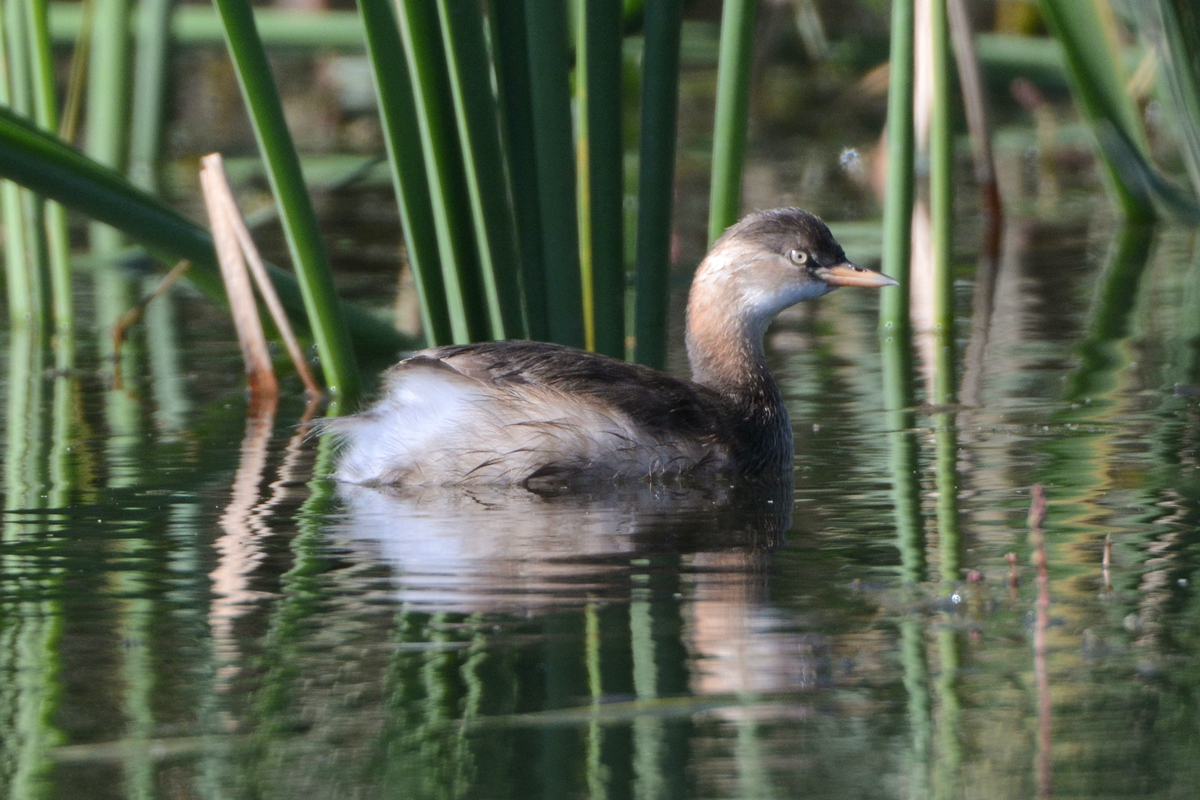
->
xmin=685 ymin=301 xmax=779 ymax=403
xmin=684 ymin=248 xmax=800 ymax=473
xmin=686 ymin=285 xmax=792 ymax=473
xmin=685 ymin=253 xmax=782 ymax=404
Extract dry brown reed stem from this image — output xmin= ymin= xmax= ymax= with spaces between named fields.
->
xmin=200 ymin=157 xmax=279 ymax=403
xmin=945 ymin=0 xmax=1002 ymax=410
xmin=200 ymin=153 xmax=322 ymax=397
xmin=947 ymin=0 xmax=1002 ymax=252
xmin=1028 ymin=483 xmax=1052 ymax=799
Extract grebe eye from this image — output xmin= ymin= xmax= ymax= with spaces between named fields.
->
xmin=788 ymin=249 xmax=809 ymax=266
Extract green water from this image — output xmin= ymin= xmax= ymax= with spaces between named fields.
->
xmin=3 ymin=214 xmax=1200 ymax=799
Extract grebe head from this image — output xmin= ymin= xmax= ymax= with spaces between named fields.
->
xmin=687 ymin=208 xmax=896 ymax=392
xmin=695 ymin=207 xmax=896 ymax=332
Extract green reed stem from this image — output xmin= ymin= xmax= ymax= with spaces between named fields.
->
xmin=213 ymin=0 xmax=361 ymax=399
xmin=930 ymin=0 xmax=955 ymax=405
xmin=1148 ymin=0 xmax=1200 ymax=201
xmin=633 ymin=0 xmax=683 ymax=368
xmin=86 ymin=0 xmax=132 ymax=253
xmin=524 ymin=1 xmax=584 ymax=348
xmin=1036 ymin=0 xmax=1155 ymax=222
xmin=5 ymin=0 xmax=52 ymax=328
xmin=127 ymin=0 xmax=172 ymax=193
xmin=577 ymin=0 xmax=625 ymax=357
xmin=576 ymin=1 xmax=595 ymax=351
xmin=49 ymin=3 xmax=365 ymax=48
xmin=491 ymin=0 xmax=547 ymax=340
xmin=5 ymin=0 xmax=47 ymax=310
xmin=1 ymin=181 xmax=32 ymax=323
xmin=0 ymin=6 xmax=33 ymax=327
xmin=0 ymin=106 xmax=411 ymax=358
xmin=357 ymin=0 xmax=450 ymax=346
xmin=707 ymin=0 xmax=757 ymax=244
xmin=880 ymin=0 xmax=915 ymax=337
xmin=437 ymin=0 xmax=525 ymax=340
xmin=28 ymin=0 xmax=72 ymax=344
xmin=396 ymin=0 xmax=489 ymax=344
xmin=4 ymin=0 xmax=33 ymax=121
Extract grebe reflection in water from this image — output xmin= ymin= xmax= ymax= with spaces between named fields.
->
xmin=328 ymin=208 xmax=896 ymax=487
xmin=333 ymin=478 xmax=793 ymax=611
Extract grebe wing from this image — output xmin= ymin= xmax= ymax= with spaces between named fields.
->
xmin=413 ymin=341 xmax=729 ymax=441
xmin=329 ymin=341 xmax=735 ymax=486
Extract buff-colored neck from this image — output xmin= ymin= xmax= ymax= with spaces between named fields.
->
xmin=684 ymin=253 xmax=775 ymax=400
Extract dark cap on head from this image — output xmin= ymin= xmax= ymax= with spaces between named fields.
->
xmin=715 ymin=207 xmax=847 ymax=266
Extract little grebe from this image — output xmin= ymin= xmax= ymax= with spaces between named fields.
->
xmin=329 ymin=207 xmax=896 ymax=486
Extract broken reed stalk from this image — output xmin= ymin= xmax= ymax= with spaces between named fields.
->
xmin=200 ymin=157 xmax=279 ymax=403
xmin=200 ymin=153 xmax=322 ymax=397
xmin=1028 ymin=483 xmax=1052 ymax=799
